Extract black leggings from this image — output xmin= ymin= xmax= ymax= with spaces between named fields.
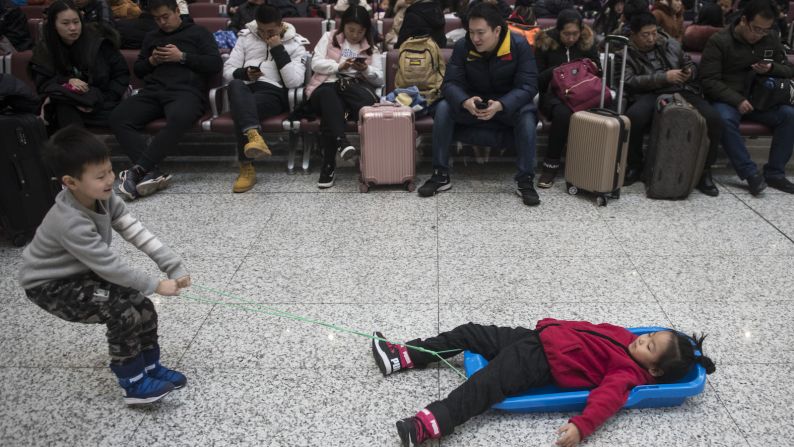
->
xmin=407 ymin=323 xmax=552 ymax=436
xmin=309 ymin=82 xmax=375 ymax=165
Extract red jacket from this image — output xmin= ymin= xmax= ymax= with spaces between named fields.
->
xmin=536 ymin=318 xmax=656 ymax=440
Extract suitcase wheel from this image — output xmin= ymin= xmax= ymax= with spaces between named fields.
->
xmin=596 ymin=195 xmax=608 ymax=207
xmin=358 ymin=181 xmax=370 ymax=193
xmin=566 ymin=183 xmax=579 ymax=196
xmin=405 ymin=181 xmax=416 ymax=193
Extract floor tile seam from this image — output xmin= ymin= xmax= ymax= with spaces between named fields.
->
xmin=723 ymin=185 xmax=794 ymax=246
xmin=706 ymin=380 xmax=753 ymax=447
xmin=435 ymin=194 xmax=443 ymax=402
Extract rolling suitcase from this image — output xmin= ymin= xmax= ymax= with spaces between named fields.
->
xmin=357 ymin=102 xmax=416 ymax=192
xmin=644 ymin=93 xmax=709 ymax=199
xmin=0 ymin=113 xmax=59 ymax=246
xmin=564 ymin=35 xmax=630 ymax=207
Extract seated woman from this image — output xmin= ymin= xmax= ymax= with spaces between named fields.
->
xmin=651 ymin=0 xmax=684 ymax=41
xmin=592 ymin=0 xmax=625 ymax=38
xmin=533 ymin=9 xmax=600 ymax=188
xmin=29 ymin=0 xmax=129 ymax=131
xmin=304 ymin=5 xmax=384 ymax=189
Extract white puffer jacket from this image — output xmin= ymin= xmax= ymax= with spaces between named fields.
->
xmin=223 ymin=21 xmax=309 ymax=89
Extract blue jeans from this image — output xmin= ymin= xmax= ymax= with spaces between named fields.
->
xmin=712 ymin=102 xmax=794 ymax=179
xmin=431 ymin=99 xmax=538 ymax=181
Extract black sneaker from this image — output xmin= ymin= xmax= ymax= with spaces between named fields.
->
xmin=747 ymin=173 xmax=768 ymax=196
xmin=417 ymin=170 xmax=451 ymax=197
xmin=338 ymin=138 xmax=358 ymax=161
xmin=766 ymin=176 xmax=794 ymax=194
xmin=396 ymin=417 xmax=427 ymax=447
xmin=516 ymin=179 xmax=540 ymax=206
xmin=372 ymin=331 xmax=413 ymax=376
xmin=136 ymin=169 xmax=173 ymax=197
xmin=317 ymin=164 xmax=335 ymax=189
xmin=118 ymin=165 xmax=146 ymax=200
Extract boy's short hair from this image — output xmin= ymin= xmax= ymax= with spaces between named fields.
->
xmin=256 ymin=4 xmax=282 ymax=25
xmin=630 ymin=11 xmax=657 ymax=33
xmin=43 ymin=126 xmax=110 ymax=179
xmin=148 ymin=0 xmax=178 ymax=12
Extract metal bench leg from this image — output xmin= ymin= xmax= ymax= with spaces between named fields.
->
xmin=287 ymin=129 xmax=297 ymax=175
xmin=301 ymin=133 xmax=313 ymax=174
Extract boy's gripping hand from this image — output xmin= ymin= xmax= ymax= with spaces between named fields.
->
xmin=156 ymin=279 xmax=181 ymax=296
xmin=176 ymin=275 xmax=191 ymax=288
xmin=556 ymin=423 xmax=581 ymax=447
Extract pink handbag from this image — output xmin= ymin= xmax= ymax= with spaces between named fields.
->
xmin=550 ymin=58 xmax=611 ymax=112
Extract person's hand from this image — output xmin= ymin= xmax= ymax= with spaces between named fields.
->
xmin=737 ymin=99 xmax=754 ymax=115
xmin=266 ymin=33 xmax=282 ymax=48
xmin=152 ymin=44 xmax=183 ymax=64
xmin=156 ymin=279 xmax=181 ymax=296
xmin=476 ymin=100 xmax=503 ymax=121
xmin=68 ymin=78 xmax=89 ymax=93
xmin=556 ymin=423 xmax=581 ymax=447
xmin=338 ymin=58 xmax=355 ymax=71
xmin=751 ymin=61 xmax=772 ymax=74
xmin=352 ymin=60 xmax=368 ymax=72
xmin=176 ymin=275 xmax=191 ymax=288
xmin=665 ymin=69 xmax=688 ymax=84
xmin=463 ymin=96 xmax=483 ymax=116
xmin=247 ymin=67 xmax=262 ymax=81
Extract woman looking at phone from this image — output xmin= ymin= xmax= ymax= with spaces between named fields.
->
xmin=304 ymin=5 xmax=384 ymax=189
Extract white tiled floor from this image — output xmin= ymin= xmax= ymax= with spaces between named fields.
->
xmin=1 ymin=162 xmax=792 ymax=446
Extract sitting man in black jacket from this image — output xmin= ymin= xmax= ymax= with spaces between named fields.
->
xmin=617 ymin=12 xmax=722 ymax=196
xmin=110 ymin=0 xmax=223 ymax=200
xmin=417 ymin=3 xmax=540 ymax=206
xmin=0 ymin=0 xmax=33 ymax=53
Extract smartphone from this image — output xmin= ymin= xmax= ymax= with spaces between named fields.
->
xmin=475 ymin=100 xmax=488 ymax=110
xmin=354 ymin=57 xmax=367 ymax=64
xmin=246 ymin=66 xmax=262 ymax=72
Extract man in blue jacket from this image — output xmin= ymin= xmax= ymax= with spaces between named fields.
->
xmin=418 ymin=2 xmax=540 ymax=205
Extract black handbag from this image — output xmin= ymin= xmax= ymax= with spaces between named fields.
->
xmin=746 ymin=74 xmax=794 ymax=111
xmin=335 ymin=75 xmax=379 ymax=119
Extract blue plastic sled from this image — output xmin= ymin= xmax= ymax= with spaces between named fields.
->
xmin=463 ymin=326 xmax=707 ymax=413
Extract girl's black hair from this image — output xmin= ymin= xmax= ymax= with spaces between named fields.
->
xmin=333 ymin=4 xmax=374 ymax=55
xmin=655 ymin=332 xmax=716 ymax=384
xmin=556 ymin=8 xmax=584 ymax=31
xmin=696 ymin=3 xmax=724 ymax=26
xmin=44 ymin=0 xmax=91 ymax=77
xmin=43 ymin=126 xmax=111 ymax=180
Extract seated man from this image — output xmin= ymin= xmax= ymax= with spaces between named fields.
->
xmin=110 ymin=0 xmax=222 ymax=200
xmin=700 ymin=0 xmax=794 ymax=195
xmin=618 ymin=12 xmax=723 ymax=196
xmin=418 ymin=2 xmax=540 ymax=206
xmin=224 ymin=5 xmax=307 ymax=193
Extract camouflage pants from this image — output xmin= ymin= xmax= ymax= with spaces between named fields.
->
xmin=25 ymin=272 xmax=159 ymax=363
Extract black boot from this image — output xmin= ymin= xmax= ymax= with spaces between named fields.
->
xmin=696 ymin=169 xmax=719 ymax=197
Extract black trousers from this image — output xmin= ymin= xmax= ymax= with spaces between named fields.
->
xmin=110 ymin=89 xmax=204 ymax=172
xmin=25 ymin=272 xmax=158 ymax=364
xmin=407 ymin=323 xmax=552 ymax=436
xmin=540 ymin=94 xmax=574 ymax=167
xmin=309 ymin=82 xmax=376 ymax=166
xmin=228 ymin=79 xmax=289 ymax=162
xmin=48 ymin=101 xmax=114 ymax=131
xmin=625 ymin=91 xmax=721 ymax=170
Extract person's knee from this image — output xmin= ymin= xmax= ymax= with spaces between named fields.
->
xmin=713 ymin=103 xmax=740 ymax=125
xmin=778 ymin=105 xmax=794 ymax=126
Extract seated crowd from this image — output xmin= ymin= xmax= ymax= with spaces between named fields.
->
xmin=1 ymin=0 xmax=793 ymax=206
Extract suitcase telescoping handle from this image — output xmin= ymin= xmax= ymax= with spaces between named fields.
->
xmin=601 ymin=34 xmax=630 ymax=114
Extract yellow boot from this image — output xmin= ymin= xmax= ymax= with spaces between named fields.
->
xmin=233 ymin=162 xmax=256 ymax=193
xmin=243 ymin=129 xmax=271 ymax=159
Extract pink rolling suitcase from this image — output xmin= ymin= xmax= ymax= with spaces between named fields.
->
xmin=357 ymin=102 xmax=417 ymax=193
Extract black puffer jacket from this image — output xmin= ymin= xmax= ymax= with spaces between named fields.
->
xmin=0 ymin=0 xmax=33 ymax=52
xmin=533 ymin=0 xmax=575 ymax=18
xmin=396 ymin=0 xmax=446 ymax=49
xmin=615 ymin=31 xmax=698 ymax=102
xmin=534 ymin=24 xmax=600 ymax=95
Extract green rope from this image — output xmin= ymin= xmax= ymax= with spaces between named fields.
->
xmin=180 ymin=284 xmax=467 ymax=380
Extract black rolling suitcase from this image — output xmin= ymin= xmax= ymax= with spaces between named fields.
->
xmin=0 ymin=113 xmax=59 ymax=246
xmin=644 ymin=93 xmax=709 ymax=200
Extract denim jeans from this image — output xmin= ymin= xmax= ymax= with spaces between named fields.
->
xmin=431 ymin=99 xmax=538 ymax=181
xmin=711 ymin=102 xmax=794 ymax=179
xmin=227 ymin=79 xmax=288 ymax=162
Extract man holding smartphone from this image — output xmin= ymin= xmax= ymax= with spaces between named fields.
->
xmin=700 ymin=0 xmax=794 ymax=195
xmin=223 ymin=5 xmax=307 ymax=193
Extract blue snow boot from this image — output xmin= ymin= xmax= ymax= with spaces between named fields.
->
xmin=110 ymin=355 xmax=174 ymax=405
xmin=143 ymin=346 xmax=187 ymax=389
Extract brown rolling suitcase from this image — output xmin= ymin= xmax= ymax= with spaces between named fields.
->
xmin=564 ymin=35 xmax=630 ymax=207
xmin=644 ymin=93 xmax=709 ymax=199
xmin=358 ymin=102 xmax=417 ymax=192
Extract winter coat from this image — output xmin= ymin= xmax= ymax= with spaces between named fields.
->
xmin=534 ymin=24 xmax=600 ymax=95
xmin=442 ymin=26 xmax=537 ymax=118
xmin=28 ymin=30 xmax=129 ymax=112
xmin=0 ymin=73 xmax=39 ymax=113
xmin=699 ymin=21 xmax=794 ymax=107
xmin=229 ymin=2 xmax=258 ymax=33
xmin=0 ymin=0 xmax=32 ymax=52
xmin=616 ymin=30 xmax=699 ymax=101
xmin=223 ymin=20 xmax=308 ymax=89
xmin=535 ymin=318 xmax=656 ymax=441
xmin=305 ymin=30 xmax=384 ymax=97
xmin=396 ymin=0 xmax=445 ymax=49
xmin=134 ymin=21 xmax=223 ymax=100
xmin=384 ymin=0 xmax=409 ymax=49
xmin=651 ymin=1 xmax=684 ymax=41
xmin=532 ymin=0 xmax=575 ymax=18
